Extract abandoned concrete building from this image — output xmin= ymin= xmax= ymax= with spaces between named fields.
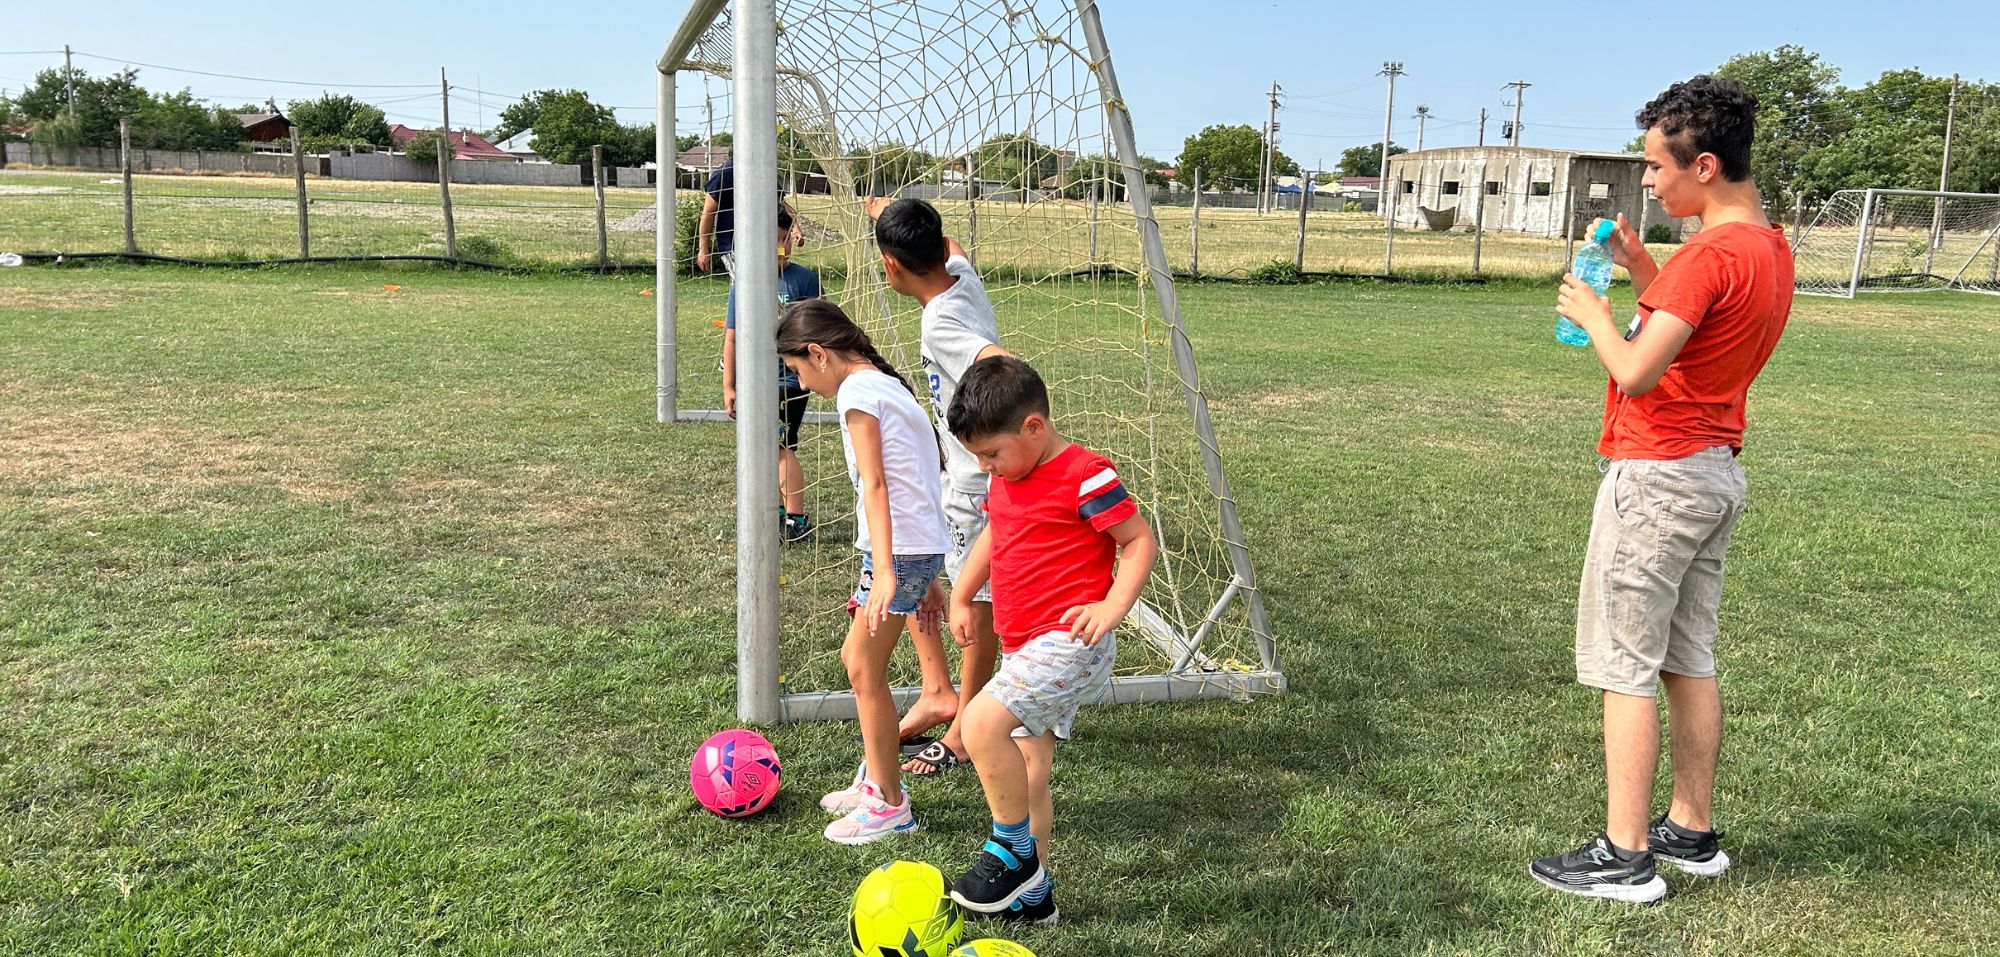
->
xmin=1383 ymin=146 xmax=1687 ymax=240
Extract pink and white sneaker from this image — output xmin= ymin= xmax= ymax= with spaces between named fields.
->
xmin=822 ymin=779 xmax=917 ymax=845
xmin=820 ymin=763 xmax=868 ymax=814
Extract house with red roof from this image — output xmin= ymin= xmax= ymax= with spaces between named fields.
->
xmin=387 ymin=124 xmax=517 ymax=162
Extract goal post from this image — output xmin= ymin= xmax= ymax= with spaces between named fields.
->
xmin=656 ymin=0 xmax=1282 ymax=724
xmin=1795 ymin=188 xmax=2000 ymax=298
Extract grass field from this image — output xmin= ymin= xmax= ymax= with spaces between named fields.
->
xmin=2 ymin=263 xmax=1996 ymax=956
xmin=6 ymin=167 xmax=1600 ymax=280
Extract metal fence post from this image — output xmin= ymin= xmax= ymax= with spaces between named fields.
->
xmin=1190 ymin=166 xmax=1201 ymax=277
xmin=292 ymin=132 xmax=310 ymax=259
xmin=592 ymin=144 xmax=609 ymax=268
xmin=119 ymin=117 xmax=136 ymax=254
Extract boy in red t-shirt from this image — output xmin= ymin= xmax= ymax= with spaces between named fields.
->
xmin=937 ymin=355 xmax=1158 ymax=925
xmin=1533 ymin=75 xmax=1795 ymax=902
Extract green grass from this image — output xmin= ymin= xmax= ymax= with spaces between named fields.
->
xmin=2 ymin=264 xmax=1996 ymax=956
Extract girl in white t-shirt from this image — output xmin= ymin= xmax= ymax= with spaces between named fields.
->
xmin=776 ymin=299 xmax=949 ymax=845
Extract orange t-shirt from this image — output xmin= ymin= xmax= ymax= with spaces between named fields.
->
xmin=1599 ymin=221 xmax=1795 ymax=460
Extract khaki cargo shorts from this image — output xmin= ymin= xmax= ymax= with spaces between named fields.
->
xmin=1577 ymin=445 xmax=1748 ymax=697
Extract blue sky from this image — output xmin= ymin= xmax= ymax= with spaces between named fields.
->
xmin=6 ymin=0 xmax=1994 ymax=167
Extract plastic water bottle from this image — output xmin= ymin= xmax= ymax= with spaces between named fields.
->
xmin=1557 ymin=219 xmax=1618 ymax=346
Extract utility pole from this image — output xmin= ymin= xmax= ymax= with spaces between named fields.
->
xmin=1505 ymin=80 xmax=1531 ymax=147
xmin=1478 ymin=107 xmax=1488 ymax=147
xmin=63 ymin=45 xmax=76 ymax=117
xmin=1928 ymin=72 xmax=1961 ymax=270
xmin=1379 ymin=61 xmax=1403 ymax=273
xmin=1413 ymin=105 xmax=1430 ymax=153
xmin=1260 ymin=81 xmax=1282 ymax=214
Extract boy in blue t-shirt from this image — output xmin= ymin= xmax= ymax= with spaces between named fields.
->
xmin=724 ymin=205 xmax=823 ymax=542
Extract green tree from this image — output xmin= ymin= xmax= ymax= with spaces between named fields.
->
xmin=15 ymin=67 xmax=149 ymax=147
xmin=402 ymin=129 xmax=455 ymax=168
xmin=1176 ymin=124 xmax=1293 ymax=190
xmin=287 ymin=93 xmax=392 ymax=149
xmin=970 ymin=133 xmax=1058 ymax=193
xmin=1796 ymin=69 xmax=1958 ymax=198
xmin=494 ymin=89 xmax=638 ymax=166
xmin=1336 ymin=141 xmax=1405 ymax=178
xmin=1714 ymin=45 xmax=1842 ymax=210
xmin=133 ymin=89 xmax=245 ymax=151
xmin=0 ymin=92 xmax=23 ymax=142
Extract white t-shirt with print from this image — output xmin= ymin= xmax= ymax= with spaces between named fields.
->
xmin=836 ymin=368 xmax=949 ymax=555
xmin=919 ymin=254 xmax=1003 ymax=493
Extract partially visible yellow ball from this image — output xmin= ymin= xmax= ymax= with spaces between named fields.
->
xmin=952 ymin=939 xmax=1037 ymax=957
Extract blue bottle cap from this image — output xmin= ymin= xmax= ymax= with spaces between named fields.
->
xmin=1593 ymin=219 xmax=1617 ymax=243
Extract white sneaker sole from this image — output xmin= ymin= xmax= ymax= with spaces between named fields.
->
xmin=823 ymin=819 xmax=918 ymax=846
xmin=1530 ymin=866 xmax=1668 ymax=903
xmin=951 ymin=864 xmax=1048 ymax=914
xmin=1657 ymin=849 xmax=1730 ymax=878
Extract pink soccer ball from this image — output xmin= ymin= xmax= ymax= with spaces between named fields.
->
xmin=690 ymin=728 xmax=782 ymax=818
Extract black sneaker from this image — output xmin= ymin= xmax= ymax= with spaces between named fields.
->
xmin=1648 ymin=812 xmax=1730 ymax=877
xmin=1529 ymin=832 xmax=1667 ymax=903
xmin=950 ymin=839 xmax=1045 ymax=914
xmin=782 ymin=513 xmax=815 ymax=544
xmin=992 ymin=890 xmax=1059 ymax=926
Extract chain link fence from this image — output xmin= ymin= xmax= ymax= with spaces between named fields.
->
xmin=4 ymin=143 xmax=1688 ymax=281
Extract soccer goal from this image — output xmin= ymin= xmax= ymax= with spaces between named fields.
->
xmin=651 ymin=0 xmax=1282 ymax=723
xmin=1794 ymin=188 xmax=2000 ymax=297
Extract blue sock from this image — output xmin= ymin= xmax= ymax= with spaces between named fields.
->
xmin=1017 ymin=875 xmax=1051 ymax=906
xmin=991 ymin=817 xmax=1035 ymax=860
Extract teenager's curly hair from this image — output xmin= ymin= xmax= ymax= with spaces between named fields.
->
xmin=1635 ymin=75 xmax=1758 ymax=182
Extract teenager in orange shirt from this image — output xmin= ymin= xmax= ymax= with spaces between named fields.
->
xmin=1532 ymin=75 xmax=1795 ymax=902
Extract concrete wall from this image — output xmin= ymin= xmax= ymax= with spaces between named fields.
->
xmin=2 ymin=143 xmax=303 ymax=175
xmin=1385 ymin=147 xmax=1683 ymax=239
xmin=613 ymin=167 xmax=654 ymax=189
xmin=329 ymin=152 xmax=585 ymax=186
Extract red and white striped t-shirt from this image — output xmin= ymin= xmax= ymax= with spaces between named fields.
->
xmin=985 ymin=443 xmax=1140 ymax=652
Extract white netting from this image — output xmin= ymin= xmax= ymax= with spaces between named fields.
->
xmin=667 ymin=1 xmax=1276 ymax=705
xmin=1796 ymin=190 xmax=2000 ymax=297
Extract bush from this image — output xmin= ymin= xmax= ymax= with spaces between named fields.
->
xmin=1343 ymin=201 xmax=1362 ymax=213
xmin=1249 ymin=257 xmax=1304 ymax=284
xmin=1645 ymin=223 xmax=1675 ymax=245
xmin=675 ymin=193 xmax=704 ymax=275
xmin=454 ymin=234 xmax=513 ymax=264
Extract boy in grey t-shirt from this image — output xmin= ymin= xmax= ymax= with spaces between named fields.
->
xmin=869 ymin=197 xmax=1009 ymax=776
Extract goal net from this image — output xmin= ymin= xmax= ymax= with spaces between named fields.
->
xmin=1794 ymin=189 xmax=2000 ymax=297
xmin=653 ymin=0 xmax=1282 ymax=722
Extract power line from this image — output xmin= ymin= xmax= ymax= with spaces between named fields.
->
xmin=67 ymin=49 xmax=433 ymax=89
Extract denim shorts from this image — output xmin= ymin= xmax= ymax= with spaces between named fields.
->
xmin=849 ymin=552 xmax=945 ymax=616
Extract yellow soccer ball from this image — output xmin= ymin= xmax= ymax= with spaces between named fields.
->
xmin=952 ymin=939 xmax=1037 ymax=957
xmin=850 ymin=860 xmax=964 ymax=957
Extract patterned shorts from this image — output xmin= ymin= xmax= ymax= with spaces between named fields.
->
xmin=985 ymin=630 xmax=1117 ymax=739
